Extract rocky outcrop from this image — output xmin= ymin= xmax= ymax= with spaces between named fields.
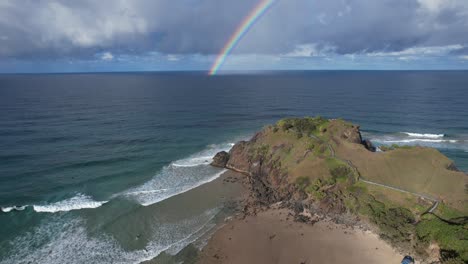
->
xmin=446 ymin=162 xmax=460 ymax=172
xmin=225 ymin=141 xmax=251 ymax=174
xmin=341 ymin=125 xmax=362 ymax=144
xmin=211 ymin=151 xmax=230 ymax=168
xmin=362 ymin=139 xmax=376 ymax=152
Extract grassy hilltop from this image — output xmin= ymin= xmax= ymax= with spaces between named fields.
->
xmin=217 ymin=117 xmax=468 ymax=263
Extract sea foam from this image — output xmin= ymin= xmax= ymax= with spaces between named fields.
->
xmin=1 ymin=205 xmax=27 ymax=213
xmin=124 ymin=141 xmax=234 ymax=207
xmin=402 ymin=132 xmax=445 ymax=139
xmin=32 ymin=194 xmax=108 ymax=213
xmin=126 ymin=169 xmax=227 ymax=206
xmin=383 ymin=139 xmax=457 ymax=143
xmin=171 ymin=142 xmax=234 ymax=167
xmin=0 ymin=208 xmax=219 ymax=264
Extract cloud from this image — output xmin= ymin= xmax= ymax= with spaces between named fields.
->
xmin=100 ymin=52 xmax=114 ymax=61
xmin=0 ymin=0 xmax=467 ymax=62
xmin=459 ymin=55 xmax=468 ymax=60
xmin=282 ymin=44 xmax=335 ymax=57
xmin=166 ymin=54 xmax=180 ymax=61
xmin=367 ymin=45 xmax=465 ymax=57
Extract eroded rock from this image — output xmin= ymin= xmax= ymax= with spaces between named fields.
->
xmin=211 ymin=151 xmax=230 ymax=168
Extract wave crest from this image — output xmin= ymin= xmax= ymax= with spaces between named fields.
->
xmin=383 ymin=139 xmax=457 ymax=143
xmin=32 ymin=194 xmax=108 ymax=213
xmin=1 ymin=206 xmax=26 ymax=213
xmin=402 ymin=132 xmax=445 ymax=139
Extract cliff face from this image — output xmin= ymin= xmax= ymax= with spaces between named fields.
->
xmin=225 ymin=137 xmax=296 ymax=204
xmin=212 ymin=117 xmax=468 ymax=262
xmin=213 ymin=117 xmax=366 ymax=207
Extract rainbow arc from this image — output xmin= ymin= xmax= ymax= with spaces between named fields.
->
xmin=209 ymin=0 xmax=276 ymax=75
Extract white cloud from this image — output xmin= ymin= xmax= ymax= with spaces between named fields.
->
xmin=167 ymin=54 xmax=180 ymax=61
xmin=282 ymin=44 xmax=335 ymax=58
xmin=284 ymin=44 xmax=317 ymax=57
xmin=367 ymin=45 xmax=464 ymax=57
xmin=398 ymin=56 xmax=418 ymax=61
xmin=5 ymin=1 xmax=148 ymax=49
xmin=101 ymin=52 xmax=114 ymax=61
xmin=417 ymin=0 xmax=447 ymax=13
xmin=459 ymin=55 xmax=468 ymax=60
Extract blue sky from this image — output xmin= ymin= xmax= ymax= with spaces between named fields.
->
xmin=1 ymin=0 xmax=468 ymax=73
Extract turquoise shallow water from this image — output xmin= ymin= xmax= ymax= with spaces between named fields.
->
xmin=0 ymin=71 xmax=467 ymax=263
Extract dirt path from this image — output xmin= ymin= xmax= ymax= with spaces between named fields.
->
xmin=309 ymin=134 xmax=440 ymax=213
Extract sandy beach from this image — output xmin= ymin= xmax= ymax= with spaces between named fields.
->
xmin=198 ymin=207 xmax=404 ymax=264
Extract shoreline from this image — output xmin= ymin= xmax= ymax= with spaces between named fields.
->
xmin=143 ymin=163 xmax=410 ymax=264
xmin=198 ymin=206 xmax=405 ymax=264
xmin=195 ymin=168 xmax=412 ymax=263
xmin=196 ymin=170 xmax=407 ymax=264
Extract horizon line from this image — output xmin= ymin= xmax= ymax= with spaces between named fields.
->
xmin=1 ymin=69 xmax=468 ymax=75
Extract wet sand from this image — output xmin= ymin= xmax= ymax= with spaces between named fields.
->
xmin=198 ymin=208 xmax=403 ymax=264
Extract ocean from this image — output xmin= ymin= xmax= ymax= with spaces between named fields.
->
xmin=0 ymin=71 xmax=467 ymax=263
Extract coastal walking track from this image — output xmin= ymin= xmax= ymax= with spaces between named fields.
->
xmin=309 ymin=134 xmax=440 ymax=214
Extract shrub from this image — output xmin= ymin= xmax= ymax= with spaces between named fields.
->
xmin=330 ymin=165 xmax=351 ymax=179
xmin=416 ymin=217 xmax=468 ymax=262
xmin=295 ymin=176 xmax=310 ymax=191
xmin=276 ymin=116 xmax=329 ymax=136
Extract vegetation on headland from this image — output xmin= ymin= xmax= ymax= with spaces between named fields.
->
xmin=220 ymin=117 xmax=468 ymax=263
xmin=379 ymin=144 xmax=416 ymax=151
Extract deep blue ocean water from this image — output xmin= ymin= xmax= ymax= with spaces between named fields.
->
xmin=0 ymin=71 xmax=467 ymax=263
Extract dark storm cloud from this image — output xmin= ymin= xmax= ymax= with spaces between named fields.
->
xmin=0 ymin=0 xmax=467 ymax=59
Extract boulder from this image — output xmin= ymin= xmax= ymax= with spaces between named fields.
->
xmin=210 ymin=151 xmax=230 ymax=168
xmin=362 ymin=139 xmax=376 ymax=152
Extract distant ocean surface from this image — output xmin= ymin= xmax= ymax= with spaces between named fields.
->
xmin=0 ymin=71 xmax=467 ymax=263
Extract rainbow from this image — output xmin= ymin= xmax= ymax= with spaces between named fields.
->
xmin=209 ymin=0 xmax=276 ymax=75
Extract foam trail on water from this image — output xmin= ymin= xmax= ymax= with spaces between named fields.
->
xmin=32 ymin=194 xmax=108 ymax=213
xmin=124 ymin=141 xmax=234 ymax=206
xmin=1 ymin=207 xmax=13 ymax=213
xmin=171 ymin=156 xmax=214 ymax=167
xmin=0 ymin=208 xmax=220 ymax=264
xmin=363 ymin=130 xmax=467 ymax=151
xmin=171 ymin=142 xmax=234 ymax=167
xmin=383 ymin=139 xmax=458 ymax=143
xmin=127 ymin=169 xmax=226 ymax=206
xmin=402 ymin=132 xmax=445 ymax=139
xmin=1 ymin=206 xmax=27 ymax=213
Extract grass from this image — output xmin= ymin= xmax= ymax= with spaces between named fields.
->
xmin=435 ymin=203 xmax=466 ymax=220
xmin=337 ymin=142 xmax=467 ymax=212
xmin=416 ymin=215 xmax=468 ymax=262
xmin=346 ymin=181 xmax=468 ymax=262
xmin=380 ymin=144 xmax=416 ymax=151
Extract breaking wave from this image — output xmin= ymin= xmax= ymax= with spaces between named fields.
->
xmin=0 ymin=208 xmax=220 ymax=264
xmin=124 ymin=169 xmax=227 ymax=206
xmin=363 ymin=131 xmax=467 ymax=151
xmin=121 ymin=141 xmax=235 ymax=206
xmin=1 ymin=206 xmax=26 ymax=213
xmin=170 ymin=143 xmax=234 ymax=167
xmin=383 ymin=139 xmax=458 ymax=143
xmin=402 ymin=132 xmax=445 ymax=139
xmin=3 ymin=141 xmax=237 ymax=215
xmin=32 ymin=194 xmax=108 ymax=213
